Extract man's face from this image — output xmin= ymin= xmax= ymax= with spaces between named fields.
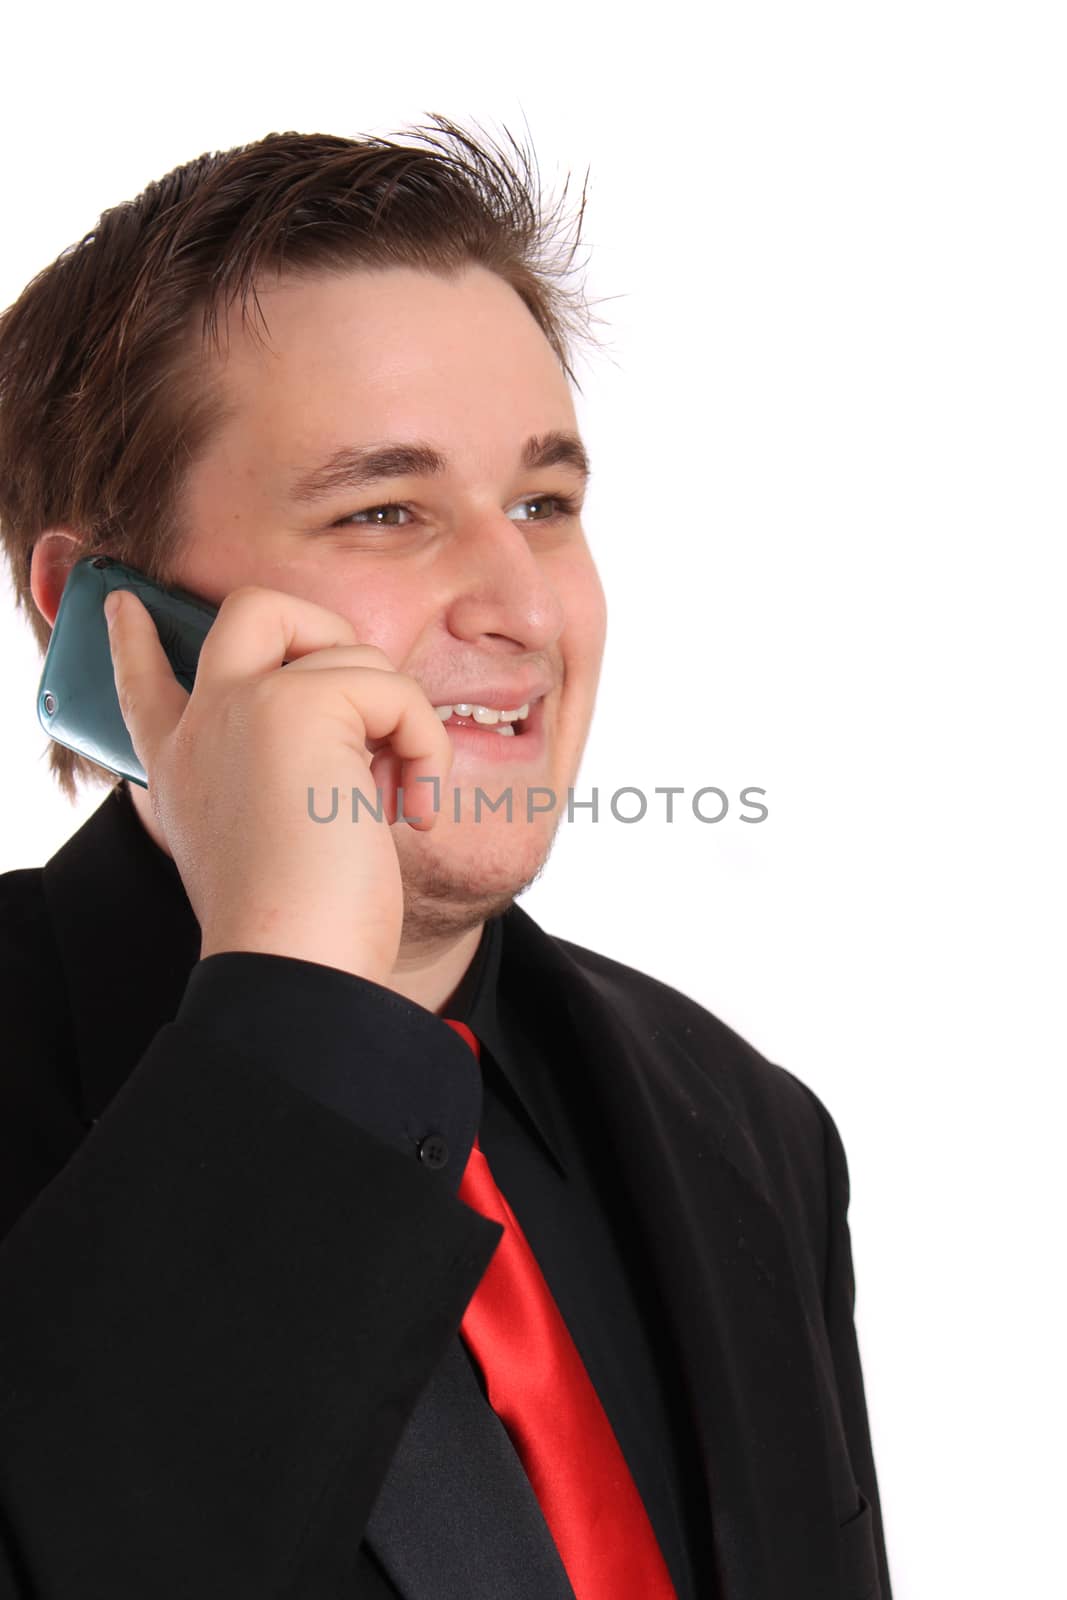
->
xmin=172 ymin=263 xmax=607 ymax=935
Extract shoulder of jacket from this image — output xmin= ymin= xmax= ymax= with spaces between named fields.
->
xmin=0 ymin=863 xmax=54 ymax=961
xmin=552 ymin=930 xmax=833 ymax=1158
xmin=0 ymin=863 xmax=74 ymax=1055
xmin=550 ymin=931 xmax=846 ymax=1285
xmin=0 ymin=863 xmax=87 ymax=1232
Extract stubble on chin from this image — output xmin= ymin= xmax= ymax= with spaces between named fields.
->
xmin=395 ymin=820 xmax=560 ymax=944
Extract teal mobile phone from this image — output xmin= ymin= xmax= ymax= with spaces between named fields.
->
xmin=36 ymin=555 xmax=219 ymax=789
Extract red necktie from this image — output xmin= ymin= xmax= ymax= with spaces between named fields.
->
xmin=443 ymin=1017 xmax=677 ymax=1600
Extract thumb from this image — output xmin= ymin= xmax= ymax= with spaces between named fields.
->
xmin=104 ymin=588 xmax=190 ymax=777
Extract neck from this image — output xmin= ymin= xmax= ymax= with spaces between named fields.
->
xmin=389 ymin=922 xmax=485 ymax=1014
xmin=123 ymin=780 xmax=484 ymax=1016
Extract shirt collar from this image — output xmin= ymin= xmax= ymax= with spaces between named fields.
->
xmin=443 ymin=912 xmax=569 ymax=1179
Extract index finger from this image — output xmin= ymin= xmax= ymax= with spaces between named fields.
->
xmin=195 ymin=585 xmax=366 ymax=688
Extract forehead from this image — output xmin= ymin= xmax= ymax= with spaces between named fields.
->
xmin=204 ymin=263 xmax=575 ymax=448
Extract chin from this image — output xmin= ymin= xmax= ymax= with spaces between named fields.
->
xmin=394 ymin=807 xmax=560 ymax=939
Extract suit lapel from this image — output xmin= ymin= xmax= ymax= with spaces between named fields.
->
xmin=499 ymin=906 xmax=843 ymax=1598
xmin=364 ymin=1337 xmax=576 ymax=1600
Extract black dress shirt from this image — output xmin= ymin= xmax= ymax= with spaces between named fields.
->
xmin=175 ymin=913 xmax=716 ymax=1600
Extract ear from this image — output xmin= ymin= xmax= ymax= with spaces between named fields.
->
xmin=30 ymin=530 xmax=87 ymax=628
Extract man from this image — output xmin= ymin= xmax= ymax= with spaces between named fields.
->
xmin=0 ymin=118 xmax=891 ymax=1598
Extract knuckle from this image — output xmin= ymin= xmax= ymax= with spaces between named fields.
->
xmin=352 ymin=643 xmax=392 ymax=668
xmin=392 ymin=670 xmax=424 ymax=699
xmin=218 ymin=584 xmax=268 ymax=614
xmin=114 ymin=673 xmax=137 ymax=720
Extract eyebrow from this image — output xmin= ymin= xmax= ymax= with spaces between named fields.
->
xmin=287 ymin=430 xmax=592 ymax=505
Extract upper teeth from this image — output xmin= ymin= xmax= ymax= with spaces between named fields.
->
xmin=433 ymin=702 xmax=530 ymax=725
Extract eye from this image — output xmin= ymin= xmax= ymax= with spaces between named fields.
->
xmin=508 ymin=493 xmax=582 ymax=523
xmin=338 ymin=501 xmax=412 ymax=528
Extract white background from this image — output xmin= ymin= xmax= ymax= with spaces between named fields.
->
xmin=2 ymin=3 xmax=1064 ymax=1594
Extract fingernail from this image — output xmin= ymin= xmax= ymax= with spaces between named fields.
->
xmin=104 ymin=591 xmax=122 ymax=627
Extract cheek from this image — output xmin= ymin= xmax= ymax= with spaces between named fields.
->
xmin=559 ymin=550 xmax=608 ymax=676
xmin=217 ymin=555 xmax=427 ymax=668
xmin=327 ymin=577 xmax=425 ymax=665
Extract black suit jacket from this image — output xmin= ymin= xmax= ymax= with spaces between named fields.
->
xmin=0 ymin=790 xmax=891 ymax=1599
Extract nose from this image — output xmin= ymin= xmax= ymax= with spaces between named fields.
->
xmin=441 ymin=512 xmax=565 ymax=653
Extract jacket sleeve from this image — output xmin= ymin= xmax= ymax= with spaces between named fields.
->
xmin=0 ymin=964 xmax=501 ymax=1599
xmin=817 ymin=1098 xmax=894 ymax=1600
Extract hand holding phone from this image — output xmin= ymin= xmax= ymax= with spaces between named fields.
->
xmin=99 ymin=580 xmax=452 ymax=985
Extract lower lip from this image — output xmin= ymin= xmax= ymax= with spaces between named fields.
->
xmin=443 ymin=700 xmax=546 ymax=764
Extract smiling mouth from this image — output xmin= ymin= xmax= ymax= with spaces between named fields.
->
xmin=432 ymin=698 xmax=535 ymax=737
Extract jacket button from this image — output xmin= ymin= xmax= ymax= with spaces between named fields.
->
xmin=418 ymin=1133 xmax=450 ymax=1170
